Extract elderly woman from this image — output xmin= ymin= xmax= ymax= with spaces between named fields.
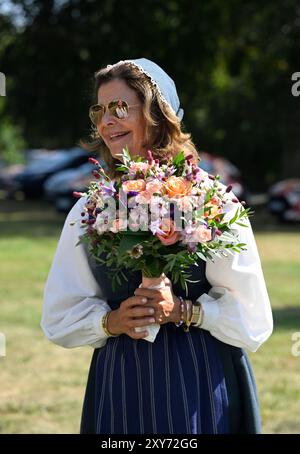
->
xmin=41 ymin=58 xmax=273 ymax=434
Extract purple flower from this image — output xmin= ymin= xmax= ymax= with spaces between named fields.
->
xmin=187 ymin=244 xmax=197 ymax=253
xmin=147 ymin=150 xmax=153 ymax=163
xmin=102 ymin=181 xmax=116 ymax=196
xmin=128 ymin=190 xmax=139 ymax=197
xmin=210 ymin=227 xmax=216 ymax=240
xmin=165 ymin=165 xmax=176 ymax=176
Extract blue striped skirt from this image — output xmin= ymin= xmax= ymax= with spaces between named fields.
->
xmin=80 ymin=323 xmax=261 ymax=434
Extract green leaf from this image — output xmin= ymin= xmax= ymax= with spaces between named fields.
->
xmin=172 ymin=150 xmax=185 ymax=167
xmin=195 ymin=251 xmax=208 ymax=261
xmin=94 ymin=256 xmax=106 ymax=264
xmin=123 ymin=145 xmax=131 ymax=158
xmin=118 ymin=234 xmax=148 ymax=255
xmin=120 ymin=269 xmax=129 ymax=282
xmin=143 ymin=257 xmax=164 ymax=277
xmin=120 ymin=230 xmax=150 ymax=237
xmin=229 ymin=207 xmax=240 ymax=225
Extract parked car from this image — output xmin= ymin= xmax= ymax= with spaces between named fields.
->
xmin=45 ymin=150 xmax=247 ymax=213
xmin=0 ymin=164 xmax=26 ymax=195
xmin=44 ymin=161 xmax=104 ymax=212
xmin=0 ymin=149 xmax=50 ymax=197
xmin=11 ymin=147 xmax=94 ymax=198
xmin=199 ymin=151 xmax=248 ymax=202
xmin=267 ymin=178 xmax=300 ymax=222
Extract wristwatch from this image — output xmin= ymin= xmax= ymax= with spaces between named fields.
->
xmin=191 ymin=301 xmax=204 ymax=327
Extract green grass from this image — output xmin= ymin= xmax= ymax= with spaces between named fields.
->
xmin=0 ymin=200 xmax=300 ymax=433
xmin=0 ymin=200 xmax=91 ymax=434
xmin=250 ymin=233 xmax=300 ymax=434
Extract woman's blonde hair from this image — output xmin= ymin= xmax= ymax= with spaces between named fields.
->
xmin=80 ymin=62 xmax=200 ymax=178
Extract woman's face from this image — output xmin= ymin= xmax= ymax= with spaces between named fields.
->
xmin=97 ymin=78 xmax=148 ymax=161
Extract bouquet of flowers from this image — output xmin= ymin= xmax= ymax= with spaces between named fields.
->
xmin=72 ymin=147 xmax=252 ymax=341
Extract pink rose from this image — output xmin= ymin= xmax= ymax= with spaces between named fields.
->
xmin=109 ymin=218 xmax=127 ymax=233
xmin=195 ymin=226 xmax=212 ymax=243
xmin=130 ymin=162 xmax=150 ymax=173
xmin=138 ymin=180 xmax=164 ymax=202
xmin=122 ymin=179 xmax=146 ymax=193
xmin=156 ymin=219 xmax=181 ymax=246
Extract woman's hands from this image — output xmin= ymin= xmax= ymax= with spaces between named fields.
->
xmin=107 ymin=277 xmax=182 ymax=339
xmin=134 ymin=277 xmax=181 ymax=325
xmin=107 ymin=295 xmax=157 ymax=340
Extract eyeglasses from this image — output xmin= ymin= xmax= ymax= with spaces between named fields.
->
xmin=89 ymin=99 xmax=140 ymax=126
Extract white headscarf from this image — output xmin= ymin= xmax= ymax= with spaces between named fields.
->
xmin=106 ymin=58 xmax=184 ymax=121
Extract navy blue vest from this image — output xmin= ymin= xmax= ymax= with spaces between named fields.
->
xmin=81 ymin=253 xmax=261 ymax=434
xmin=93 ymin=255 xmax=211 ymax=310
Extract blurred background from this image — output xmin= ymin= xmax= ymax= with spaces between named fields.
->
xmin=0 ymin=0 xmax=299 ymax=434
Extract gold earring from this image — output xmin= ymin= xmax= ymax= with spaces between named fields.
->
xmin=91 ymin=127 xmax=100 ymax=140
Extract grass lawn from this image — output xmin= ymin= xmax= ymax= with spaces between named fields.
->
xmin=0 ymin=199 xmax=299 ymax=433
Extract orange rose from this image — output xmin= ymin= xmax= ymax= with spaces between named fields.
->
xmin=109 ymin=218 xmax=127 ymax=233
xmin=137 ymin=181 xmax=165 ymax=202
xmin=195 ymin=226 xmax=212 ymax=243
xmin=204 ymin=205 xmax=222 ymax=218
xmin=204 ymin=195 xmax=222 ymax=218
xmin=122 ymin=179 xmax=146 ymax=193
xmin=164 ymin=176 xmax=193 ymax=198
xmin=146 ymin=180 xmax=164 ymax=195
xmin=156 ymin=218 xmax=181 ymax=246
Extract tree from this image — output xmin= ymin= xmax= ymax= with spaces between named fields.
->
xmin=1 ymin=0 xmax=300 ymax=188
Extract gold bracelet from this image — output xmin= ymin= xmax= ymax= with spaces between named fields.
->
xmin=193 ymin=304 xmax=204 ymax=327
xmin=191 ymin=304 xmax=201 ymax=325
xmin=101 ymin=311 xmax=118 ymax=337
xmin=198 ymin=304 xmax=204 ymax=327
xmin=183 ymin=299 xmax=193 ymax=332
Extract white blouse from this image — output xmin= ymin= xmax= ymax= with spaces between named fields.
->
xmin=41 ymin=195 xmax=273 ymax=352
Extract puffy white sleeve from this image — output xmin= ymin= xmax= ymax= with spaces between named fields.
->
xmin=41 ymin=197 xmax=111 ymax=349
xmin=197 ymin=199 xmax=273 ymax=352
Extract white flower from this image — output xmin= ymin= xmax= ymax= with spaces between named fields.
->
xmin=149 ymin=219 xmax=165 ymax=235
xmin=128 ymin=244 xmax=144 ymax=259
xmin=94 ymin=215 xmax=109 ymax=234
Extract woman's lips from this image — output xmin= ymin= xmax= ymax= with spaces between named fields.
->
xmin=110 ymin=131 xmax=131 ymax=142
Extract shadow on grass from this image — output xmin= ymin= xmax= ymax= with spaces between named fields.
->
xmin=1 ymin=198 xmax=300 ymax=237
xmin=0 ymin=199 xmax=66 ymax=238
xmin=272 ymin=307 xmax=300 ymax=331
xmin=0 ymin=219 xmax=66 ymax=237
